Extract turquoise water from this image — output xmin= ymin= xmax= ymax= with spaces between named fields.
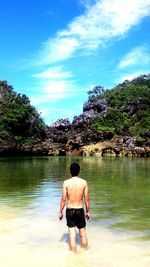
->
xmin=0 ymin=157 xmax=150 ymax=267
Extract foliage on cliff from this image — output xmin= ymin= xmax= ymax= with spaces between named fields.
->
xmin=0 ymin=81 xmax=46 ymax=143
xmin=0 ymin=73 xmax=150 ymax=152
xmin=89 ymin=74 xmax=150 ymax=138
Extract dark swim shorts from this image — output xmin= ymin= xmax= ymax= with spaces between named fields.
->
xmin=66 ymin=208 xmax=86 ymax=229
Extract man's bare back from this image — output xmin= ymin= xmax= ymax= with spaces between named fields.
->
xmin=64 ymin=176 xmax=87 ymax=209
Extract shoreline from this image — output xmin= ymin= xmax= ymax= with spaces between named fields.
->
xmin=0 ymin=141 xmax=150 ymax=157
xmin=0 ymin=205 xmax=150 ymax=267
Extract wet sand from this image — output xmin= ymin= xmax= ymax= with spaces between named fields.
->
xmin=0 ymin=206 xmax=150 ymax=267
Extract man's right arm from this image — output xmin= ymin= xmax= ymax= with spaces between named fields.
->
xmin=84 ymin=181 xmax=90 ymax=220
xmin=59 ymin=181 xmax=67 ymax=220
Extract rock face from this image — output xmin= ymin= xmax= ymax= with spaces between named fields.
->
xmin=1 ymin=135 xmax=149 ymax=157
xmin=1 ymin=99 xmax=149 ymax=157
xmin=0 ymin=77 xmax=150 ymax=157
xmin=44 ymin=118 xmax=150 ymax=157
xmin=82 ymin=138 xmax=150 ymax=157
xmin=45 ymin=112 xmax=114 ymax=156
xmin=42 ymin=87 xmax=150 ymax=157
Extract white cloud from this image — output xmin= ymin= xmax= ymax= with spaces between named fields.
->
xmin=32 ymin=66 xmax=73 ymax=79
xmin=38 ymin=37 xmax=79 ymax=65
xmin=27 ymin=0 xmax=150 ymax=111
xmin=35 ymin=0 xmax=150 ymax=66
xmin=38 ymin=106 xmax=79 ymax=125
xmin=31 ymin=65 xmax=76 ymax=105
xmin=30 ymin=79 xmax=78 ymax=105
xmin=117 ymin=71 xmax=150 ymax=83
xmin=117 ymin=46 xmax=150 ymax=69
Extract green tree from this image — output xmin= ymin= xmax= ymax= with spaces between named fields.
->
xmin=0 ymin=80 xmax=46 ymax=142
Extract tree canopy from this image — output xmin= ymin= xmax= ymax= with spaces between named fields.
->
xmin=89 ymin=74 xmax=150 ymax=138
xmin=0 ymin=81 xmax=46 ymax=144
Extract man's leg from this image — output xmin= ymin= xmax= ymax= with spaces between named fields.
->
xmin=79 ymin=228 xmax=88 ymax=248
xmin=68 ymin=227 xmax=76 ymax=252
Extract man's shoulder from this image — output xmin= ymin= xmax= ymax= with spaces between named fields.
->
xmin=63 ymin=179 xmax=69 ymax=184
xmin=78 ymin=177 xmax=87 ymax=184
xmin=63 ymin=178 xmax=72 ymax=185
xmin=75 ymin=177 xmax=87 ymax=187
xmin=64 ymin=177 xmax=87 ymax=185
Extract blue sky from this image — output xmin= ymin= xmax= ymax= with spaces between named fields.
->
xmin=0 ymin=0 xmax=150 ymax=125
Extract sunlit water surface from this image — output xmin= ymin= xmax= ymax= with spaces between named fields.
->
xmin=0 ymin=157 xmax=150 ymax=267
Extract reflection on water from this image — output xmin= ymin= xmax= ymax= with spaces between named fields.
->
xmin=0 ymin=157 xmax=150 ymax=266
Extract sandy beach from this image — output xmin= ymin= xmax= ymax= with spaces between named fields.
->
xmin=0 ymin=205 xmax=149 ymax=267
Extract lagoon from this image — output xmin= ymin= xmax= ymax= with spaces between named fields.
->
xmin=0 ymin=157 xmax=150 ymax=267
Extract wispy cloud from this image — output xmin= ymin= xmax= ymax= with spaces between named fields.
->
xmin=38 ymin=37 xmax=79 ymax=65
xmin=35 ymin=0 xmax=150 ymax=66
xmin=117 ymin=46 xmax=150 ymax=69
xmin=30 ymin=79 xmax=79 ymax=105
xmin=116 ymin=45 xmax=150 ymax=84
xmin=30 ymin=65 xmax=76 ymax=105
xmin=116 ymin=70 xmax=150 ymax=84
xmin=39 ymin=106 xmax=80 ymax=124
xmin=32 ymin=66 xmax=73 ymax=79
xmin=28 ymin=0 xmax=150 ymax=112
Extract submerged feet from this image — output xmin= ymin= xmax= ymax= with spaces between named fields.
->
xmin=69 ymin=227 xmax=88 ymax=252
xmin=79 ymin=228 xmax=88 ymax=249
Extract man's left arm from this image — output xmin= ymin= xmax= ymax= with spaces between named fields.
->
xmin=59 ymin=181 xmax=67 ymax=220
xmin=84 ymin=181 xmax=90 ymax=220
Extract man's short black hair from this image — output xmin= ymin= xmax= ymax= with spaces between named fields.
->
xmin=70 ymin=163 xmax=80 ymax=176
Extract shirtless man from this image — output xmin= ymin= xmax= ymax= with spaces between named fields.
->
xmin=59 ymin=162 xmax=90 ymax=252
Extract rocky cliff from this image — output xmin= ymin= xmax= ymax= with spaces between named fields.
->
xmin=43 ymin=76 xmax=150 ymax=157
xmin=0 ymin=75 xmax=150 ymax=157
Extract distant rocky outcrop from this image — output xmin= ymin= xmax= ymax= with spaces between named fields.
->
xmin=43 ymin=76 xmax=150 ymax=157
xmin=82 ymin=136 xmax=150 ymax=157
xmin=0 ymin=76 xmax=150 ymax=157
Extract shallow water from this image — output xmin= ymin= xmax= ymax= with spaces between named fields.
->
xmin=0 ymin=157 xmax=150 ymax=266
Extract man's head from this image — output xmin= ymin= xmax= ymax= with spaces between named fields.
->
xmin=70 ymin=163 xmax=80 ymax=177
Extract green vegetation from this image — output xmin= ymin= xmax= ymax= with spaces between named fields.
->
xmin=0 ymin=74 xmax=150 ymax=149
xmin=90 ymin=75 xmax=150 ymax=138
xmin=0 ymin=81 xmax=46 ymax=143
